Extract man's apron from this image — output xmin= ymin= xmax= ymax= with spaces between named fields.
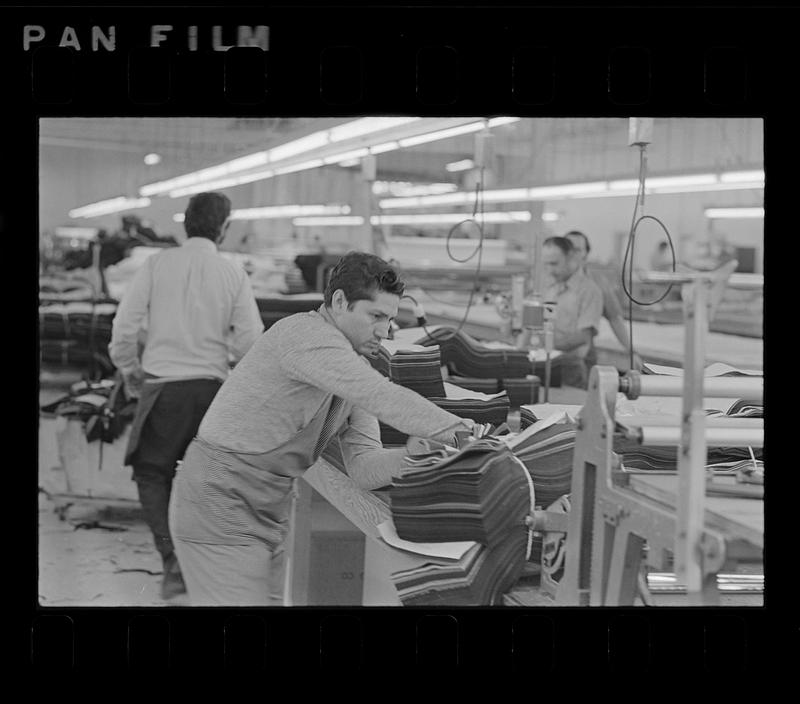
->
xmin=170 ymin=394 xmax=350 ymax=550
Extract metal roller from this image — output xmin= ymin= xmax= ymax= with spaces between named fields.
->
xmin=637 ymin=426 xmax=763 ymax=448
xmin=620 ymin=371 xmax=763 ymax=402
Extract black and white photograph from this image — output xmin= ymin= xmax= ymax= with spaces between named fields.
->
xmin=37 ymin=116 xmax=764 ymax=608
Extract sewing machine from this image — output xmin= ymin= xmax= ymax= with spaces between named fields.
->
xmin=540 ymin=262 xmax=764 ymax=606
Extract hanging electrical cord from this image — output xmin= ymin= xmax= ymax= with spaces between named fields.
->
xmin=404 ymin=163 xmax=487 ymax=342
xmin=619 ymin=143 xmax=679 ymax=369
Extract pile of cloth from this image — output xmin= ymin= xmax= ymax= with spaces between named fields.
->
xmin=412 ymin=326 xmax=546 ymax=405
xmin=388 ymin=434 xmax=532 ymax=605
xmin=369 ymin=338 xmax=446 ymax=398
xmin=39 ymin=300 xmax=117 ymax=375
xmin=40 ymin=374 xmax=136 ymax=443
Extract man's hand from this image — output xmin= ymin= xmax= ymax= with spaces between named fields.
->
xmin=122 ymin=369 xmax=145 ymax=399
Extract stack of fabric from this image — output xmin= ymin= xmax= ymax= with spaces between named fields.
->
xmin=379 ymin=394 xmax=510 ymax=446
xmin=388 ymin=438 xmax=532 ymax=605
xmin=390 ymin=530 xmax=528 ymax=606
xmin=391 ymin=439 xmax=531 ymax=548
xmin=369 ymin=339 xmax=446 ymax=398
xmin=39 ymin=301 xmax=117 ymax=374
xmin=417 ymin=327 xmax=531 ymax=379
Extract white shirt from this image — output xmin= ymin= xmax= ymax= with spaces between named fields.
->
xmin=109 ymin=237 xmax=264 ymax=380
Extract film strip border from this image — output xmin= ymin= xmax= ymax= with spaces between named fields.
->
xmin=28 ymin=610 xmax=785 ymax=671
xmin=5 ymin=9 xmax=786 ymax=109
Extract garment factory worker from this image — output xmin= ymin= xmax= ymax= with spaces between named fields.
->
xmin=168 ymin=251 xmax=475 ymax=606
xmin=522 ymin=236 xmax=603 ymax=389
xmin=564 ymin=230 xmax=643 ymax=372
xmin=109 ymin=192 xmax=264 ymax=601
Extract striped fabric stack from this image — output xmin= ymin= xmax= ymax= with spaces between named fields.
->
xmin=39 ymin=301 xmax=118 ymax=374
xmin=510 ymin=421 xmax=578 ymax=511
xmin=369 ymin=339 xmax=446 ymax=399
xmin=417 ymin=327 xmax=531 ymax=379
xmin=390 ymin=531 xmax=529 ymax=606
xmin=391 ymin=440 xmax=532 ymax=547
xmin=388 ymin=439 xmax=531 ymax=605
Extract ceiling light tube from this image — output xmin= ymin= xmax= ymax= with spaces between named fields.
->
xmin=69 ymin=196 xmax=151 ymax=218
xmin=169 ymin=176 xmax=243 ymax=198
xmin=541 ymin=212 xmax=560 ymax=222
xmin=645 ymin=173 xmax=718 ymax=188
xmin=267 ymin=132 xmax=330 ymax=162
xmin=446 ymin=159 xmax=475 ymax=172
xmin=370 ymin=141 xmax=400 ymax=155
xmin=704 ymin=207 xmax=764 ymax=219
xmin=719 ymin=170 xmax=765 ymax=183
xmin=373 ymin=211 xmax=531 ymax=225
xmin=527 ymin=182 xmax=608 ymax=198
xmin=54 ymin=226 xmax=100 ymax=239
xmin=336 ymin=158 xmax=361 ymax=167
xmin=274 ymin=159 xmax=325 ymax=175
xmin=231 ymin=204 xmax=351 ymax=220
xmin=328 ymin=117 xmax=421 ymax=143
xmin=293 ymin=216 xmax=366 ymax=226
xmin=398 ymin=122 xmax=485 ymax=148
xmin=322 ymin=148 xmax=370 ymax=165
xmin=486 ymin=117 xmax=521 ymax=127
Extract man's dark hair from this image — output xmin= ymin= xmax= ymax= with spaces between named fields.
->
xmin=184 ymin=192 xmax=232 ymax=240
xmin=564 ymin=230 xmax=590 ymax=254
xmin=543 ymin=236 xmax=574 ymax=257
xmin=324 ymin=251 xmax=405 ymax=308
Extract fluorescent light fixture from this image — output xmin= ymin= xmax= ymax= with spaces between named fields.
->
xmin=719 ymin=170 xmax=765 ymax=183
xmin=336 ymin=159 xmax=362 ymax=167
xmin=169 ymin=176 xmax=242 ymax=198
xmin=398 ymin=121 xmax=486 ymax=148
xmin=274 ymin=159 xmax=325 ymax=175
xmin=327 ymin=117 xmax=421 ymax=143
xmin=144 ymin=153 xmax=161 ymax=166
xmin=268 ymin=132 xmax=330 ymax=162
xmin=232 ymin=204 xmax=352 ymax=220
xmin=373 ymin=182 xmax=459 ymax=198
xmin=374 ymin=211 xmax=531 ymax=225
xmin=542 ymin=212 xmax=560 ymax=222
xmin=322 ymin=148 xmax=369 ymax=165
xmin=293 ymin=216 xmax=366 ymax=226
xmin=54 ymin=226 xmax=99 ymax=239
xmin=69 ymin=196 xmax=151 ymax=219
xmin=527 ymin=182 xmax=608 ymax=198
xmin=446 ymin=159 xmax=475 ymax=172
xmin=704 ymin=207 xmax=764 ymax=219
xmin=486 ymin=117 xmax=521 ymax=128
xmin=370 ymin=141 xmax=399 ymax=155
xmin=481 ymin=188 xmax=531 ymax=203
xmin=234 ymin=169 xmax=275 ymax=185
xmin=646 ymin=174 xmax=718 ymax=188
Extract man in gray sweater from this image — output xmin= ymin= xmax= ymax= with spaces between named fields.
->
xmin=169 ymin=251 xmax=474 ymax=605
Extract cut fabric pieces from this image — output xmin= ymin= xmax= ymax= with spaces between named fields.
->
xmin=379 ymin=394 xmax=510 ymax=446
xmin=390 ymin=528 xmax=528 ymax=606
xmin=390 ymin=440 xmax=532 ymax=550
xmin=369 ymin=340 xmax=446 ymax=398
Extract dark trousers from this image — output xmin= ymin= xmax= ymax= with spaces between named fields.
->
xmin=128 ymin=379 xmax=222 ymax=594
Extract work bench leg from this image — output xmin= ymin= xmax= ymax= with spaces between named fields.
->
xmin=283 ymin=478 xmax=313 ymax=606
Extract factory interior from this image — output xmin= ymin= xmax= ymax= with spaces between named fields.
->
xmin=38 ymin=116 xmax=764 ymax=607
